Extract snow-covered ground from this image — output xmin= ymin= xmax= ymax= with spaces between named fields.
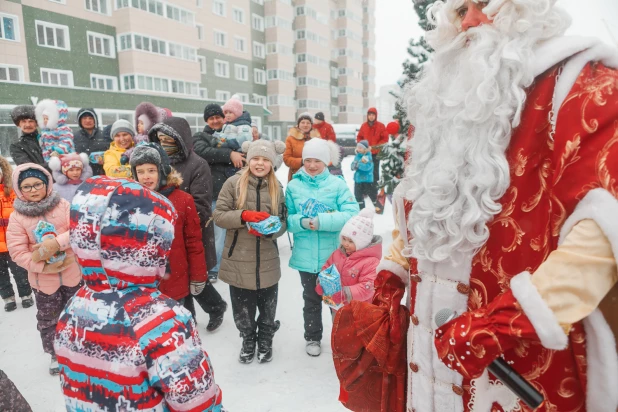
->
xmin=0 ymin=156 xmax=395 ymax=412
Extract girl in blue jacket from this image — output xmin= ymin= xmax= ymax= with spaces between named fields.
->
xmin=351 ymin=140 xmax=376 ymax=209
xmin=285 ymin=138 xmax=359 ymax=357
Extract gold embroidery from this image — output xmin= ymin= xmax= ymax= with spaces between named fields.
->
xmin=581 ymin=121 xmax=618 ymax=198
xmin=522 ymin=158 xmax=551 ymax=213
xmin=511 ymin=148 xmax=528 ymax=177
xmin=554 ymin=134 xmax=582 ymax=184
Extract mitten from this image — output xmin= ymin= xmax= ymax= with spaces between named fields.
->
xmin=120 ymin=154 xmax=129 ymax=165
xmin=41 ymin=256 xmax=75 ymax=273
xmin=301 ymin=218 xmax=312 ymax=230
xmin=31 ymin=237 xmax=60 ymax=263
xmin=248 ymin=228 xmax=263 ymax=237
xmin=241 ymin=210 xmax=270 ymax=223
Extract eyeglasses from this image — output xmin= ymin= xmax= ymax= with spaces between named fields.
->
xmin=20 ymin=182 xmax=45 ymax=192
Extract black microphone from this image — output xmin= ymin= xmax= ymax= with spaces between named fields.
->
xmin=435 ymin=309 xmax=544 ymax=409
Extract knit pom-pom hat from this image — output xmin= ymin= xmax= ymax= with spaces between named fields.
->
xmin=222 ymin=97 xmax=243 ymax=118
xmin=340 ymin=206 xmax=375 ymax=251
xmin=49 ymin=153 xmax=88 ymax=175
xmin=242 ymin=139 xmax=286 ymax=165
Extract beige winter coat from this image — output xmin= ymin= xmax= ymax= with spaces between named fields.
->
xmin=213 ymin=172 xmax=287 ymax=290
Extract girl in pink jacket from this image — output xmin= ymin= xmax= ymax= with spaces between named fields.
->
xmin=6 ymin=163 xmax=82 ymax=376
xmin=316 ymin=207 xmax=382 ymax=306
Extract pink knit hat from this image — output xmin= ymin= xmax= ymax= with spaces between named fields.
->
xmin=222 ymin=97 xmax=243 ymax=118
xmin=340 ymin=206 xmax=375 ymax=250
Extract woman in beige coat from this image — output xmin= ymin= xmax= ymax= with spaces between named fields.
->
xmin=214 ymin=139 xmax=287 ymax=365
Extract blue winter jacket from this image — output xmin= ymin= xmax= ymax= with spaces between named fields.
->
xmin=286 ymin=168 xmax=359 ymax=273
xmin=351 ymin=152 xmax=374 ymax=183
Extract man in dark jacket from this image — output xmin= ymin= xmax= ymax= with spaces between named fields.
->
xmin=149 ymin=116 xmax=227 ymax=332
xmin=9 ymin=106 xmax=46 ymax=169
xmin=193 ymin=104 xmax=245 ymax=282
xmin=73 ymin=108 xmax=111 ymax=176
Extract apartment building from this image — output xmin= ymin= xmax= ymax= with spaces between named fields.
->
xmin=0 ymin=0 xmax=375 ymax=151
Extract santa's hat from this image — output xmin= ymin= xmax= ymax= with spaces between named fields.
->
xmin=340 ymin=207 xmax=375 ymax=250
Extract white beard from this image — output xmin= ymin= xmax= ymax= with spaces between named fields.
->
xmin=402 ymin=24 xmax=540 ymax=264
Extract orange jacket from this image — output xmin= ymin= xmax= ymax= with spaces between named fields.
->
xmin=283 ymin=127 xmax=321 ymax=182
xmin=0 ymin=185 xmax=16 ymax=253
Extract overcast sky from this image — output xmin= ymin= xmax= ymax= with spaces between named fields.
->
xmin=374 ymin=0 xmax=618 ymax=90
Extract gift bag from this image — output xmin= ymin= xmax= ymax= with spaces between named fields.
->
xmin=33 ymin=221 xmax=66 ymax=264
xmin=300 ymin=198 xmax=333 ymax=218
xmin=376 ymin=188 xmax=386 ymax=215
xmin=89 ymin=151 xmax=105 ymax=165
xmin=319 ymin=264 xmax=344 ymax=310
xmin=247 ymin=215 xmax=282 ymax=235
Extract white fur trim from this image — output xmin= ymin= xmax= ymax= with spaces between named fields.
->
xmin=35 ymin=99 xmax=59 ymax=129
xmin=468 ymin=371 xmax=521 ymax=412
xmin=79 ymin=152 xmax=89 ymax=165
xmin=532 ymin=36 xmax=602 ymax=78
xmin=48 ymin=156 xmax=62 ymax=172
xmin=510 ymin=272 xmax=568 ymax=350
xmin=583 ymin=310 xmax=618 ymax=412
xmin=376 ymin=259 xmax=408 ymax=285
xmin=326 ymin=140 xmax=341 ymax=167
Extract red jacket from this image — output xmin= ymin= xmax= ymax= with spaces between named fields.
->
xmin=160 ymin=171 xmax=207 ymax=300
xmin=356 ymin=109 xmax=388 ymax=155
xmin=313 ymin=121 xmax=337 ymax=142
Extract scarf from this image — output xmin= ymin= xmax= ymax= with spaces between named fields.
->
xmin=13 ymin=191 xmax=62 ymax=218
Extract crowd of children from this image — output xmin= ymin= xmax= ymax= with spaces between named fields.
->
xmin=2 ymin=96 xmax=401 ymax=411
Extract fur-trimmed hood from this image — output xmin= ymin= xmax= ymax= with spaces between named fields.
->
xmin=148 ymin=117 xmax=193 ymax=165
xmin=12 ymin=163 xmax=54 ymax=201
xmin=135 ymin=102 xmax=161 ymax=134
xmin=165 ymin=169 xmax=183 ymax=188
xmin=77 ymin=108 xmax=99 ymax=130
xmin=288 ymin=127 xmax=321 ymax=141
xmin=35 ymin=99 xmax=68 ymax=130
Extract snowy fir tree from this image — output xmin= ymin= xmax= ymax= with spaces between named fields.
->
xmin=378 ymin=132 xmax=407 ymax=196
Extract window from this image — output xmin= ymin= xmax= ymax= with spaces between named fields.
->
xmin=35 ymin=21 xmax=70 ymax=50
xmin=85 ymin=0 xmax=109 ymax=15
xmin=196 ymin=24 xmax=204 ymax=40
xmin=235 ymin=64 xmax=248 ymax=81
xmin=216 ymin=90 xmax=230 ymax=101
xmin=115 ymin=0 xmax=194 ymax=26
xmin=234 ymin=36 xmax=246 ymax=53
xmin=0 ymin=14 xmax=18 ymax=41
xmin=266 ymin=42 xmax=292 ymax=55
xmin=196 ymin=0 xmax=202 ymax=7
xmin=265 ymin=16 xmax=292 ymax=30
xmin=121 ymin=73 xmax=198 ymax=96
xmin=252 ymin=14 xmax=264 ymax=31
xmin=214 ymin=59 xmax=229 ymax=78
xmin=49 ymin=0 xmax=66 ymax=4
xmin=268 ymin=95 xmax=295 ymax=107
xmin=40 ymin=68 xmax=73 ymax=86
xmin=118 ymin=33 xmax=196 ymax=61
xmin=253 ymin=41 xmax=265 ymax=58
xmin=331 ymin=86 xmax=338 ymax=98
xmin=267 ymin=69 xmax=293 ymax=82
xmin=236 ymin=93 xmax=249 ymax=103
xmin=331 ymin=67 xmax=338 ymax=79
xmin=0 ymin=64 xmax=23 ymax=82
xmin=212 ymin=0 xmax=225 ymax=16
xmin=199 ymin=88 xmax=208 ymax=99
xmin=254 ymin=94 xmax=266 ymax=107
xmin=90 ymin=74 xmax=117 ymax=91
xmin=254 ymin=68 xmax=265 ymax=85
xmin=214 ymin=30 xmax=227 ymax=47
xmin=198 ymin=55 xmax=206 ymax=74
xmin=233 ymin=7 xmax=244 ymax=24
xmin=171 ymin=80 xmax=198 ymax=95
xmin=87 ymin=32 xmax=115 ymax=58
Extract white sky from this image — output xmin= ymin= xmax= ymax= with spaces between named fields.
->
xmin=374 ymin=0 xmax=618 ymax=90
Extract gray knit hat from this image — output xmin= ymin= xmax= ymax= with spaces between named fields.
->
xmin=11 ymin=105 xmax=36 ymax=126
xmin=129 ymin=143 xmax=172 ymax=189
xmin=242 ymin=139 xmax=286 ymax=165
xmin=111 ymin=119 xmax=135 ymax=139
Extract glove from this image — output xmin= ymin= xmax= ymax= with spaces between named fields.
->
xmin=248 ymin=228 xmax=263 ymax=237
xmin=301 ymin=218 xmax=312 ymax=230
xmin=32 ymin=238 xmax=61 ymax=263
xmin=120 ymin=154 xmax=129 ymax=165
xmin=241 ymin=210 xmax=270 ymax=223
xmin=309 ymin=218 xmax=319 ymax=230
xmin=434 ymin=290 xmax=540 ymax=379
xmin=41 ymin=256 xmax=75 ymax=273
xmin=190 ymin=281 xmax=206 ymax=296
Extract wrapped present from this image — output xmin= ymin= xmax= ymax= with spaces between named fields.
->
xmin=89 ymin=151 xmax=105 ymax=165
xmin=247 ymin=215 xmax=282 ymax=235
xmin=319 ymin=264 xmax=344 ymax=310
xmin=33 ymin=221 xmax=66 ymax=264
xmin=300 ymin=198 xmax=334 ymax=218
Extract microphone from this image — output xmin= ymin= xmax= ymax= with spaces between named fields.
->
xmin=435 ymin=309 xmax=544 ymax=409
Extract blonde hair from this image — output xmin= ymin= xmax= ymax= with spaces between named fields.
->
xmin=0 ymin=156 xmax=13 ymax=197
xmin=236 ymin=166 xmax=280 ymax=214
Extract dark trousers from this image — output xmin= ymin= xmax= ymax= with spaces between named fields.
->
xmin=183 ymin=282 xmax=226 ymax=316
xmin=0 ymin=369 xmax=32 ymax=412
xmin=0 ymin=252 xmax=31 ymax=299
xmin=299 ymin=271 xmax=323 ymax=342
xmin=372 ymin=157 xmax=380 ymax=183
xmin=229 ymin=284 xmax=278 ymax=339
xmin=354 ymin=182 xmax=377 ymax=208
xmin=33 ymin=282 xmax=82 ymax=355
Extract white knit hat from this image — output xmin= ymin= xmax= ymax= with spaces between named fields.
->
xmin=302 ymin=138 xmax=330 ymax=165
xmin=340 ymin=207 xmax=375 ymax=250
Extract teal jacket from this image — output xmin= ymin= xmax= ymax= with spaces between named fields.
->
xmin=286 ymin=168 xmax=360 ymax=273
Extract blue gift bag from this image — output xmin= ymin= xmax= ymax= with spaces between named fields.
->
xmin=300 ymin=198 xmax=333 ymax=218
xmin=247 ymin=215 xmax=282 ymax=235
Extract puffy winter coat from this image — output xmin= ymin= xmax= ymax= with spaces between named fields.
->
xmin=54 ymin=176 xmax=223 ymax=411
xmin=103 ymin=142 xmax=133 ymax=178
xmin=74 ymin=108 xmax=111 ymax=176
xmin=50 ymin=154 xmax=94 ymax=203
xmin=193 ymin=125 xmax=240 ymax=199
xmin=352 ymin=152 xmax=374 ymax=183
xmin=214 ymin=171 xmax=287 ymax=290
xmin=0 ymin=186 xmax=16 ymax=253
xmin=286 ymin=169 xmax=359 ymax=273
xmin=159 ymin=170 xmax=207 ymax=300
xmin=322 ymin=236 xmax=382 ymax=303
xmin=357 ymin=109 xmax=388 ymax=155
xmin=149 ymin=117 xmax=217 ymax=269
xmin=283 ymin=127 xmax=322 ymax=182
xmin=313 ymin=121 xmax=337 ymax=143
xmin=219 ymin=111 xmax=253 ymax=149
xmin=34 ymin=99 xmax=75 ymax=162
xmin=10 ymin=131 xmax=47 ymax=170
xmin=6 ymin=163 xmax=81 ymax=295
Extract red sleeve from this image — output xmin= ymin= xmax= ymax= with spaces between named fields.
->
xmin=184 ymin=196 xmax=207 ymax=282
xmin=356 ymin=124 xmax=366 ymax=143
xmin=327 ymin=124 xmax=337 ymax=142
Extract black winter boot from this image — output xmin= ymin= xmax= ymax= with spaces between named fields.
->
xmin=206 ymin=301 xmax=227 ymax=332
xmin=257 ymin=320 xmax=280 ymax=364
xmin=239 ymin=334 xmax=257 ymax=364
xmin=3 ymin=297 xmax=16 ymax=312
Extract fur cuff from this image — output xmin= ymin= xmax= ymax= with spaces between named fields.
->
xmin=511 ymin=272 xmax=568 ymax=350
xmin=376 ymin=259 xmax=409 ymax=286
